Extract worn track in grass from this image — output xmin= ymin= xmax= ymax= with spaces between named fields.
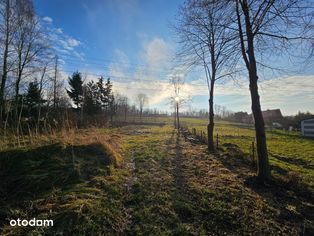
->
xmin=1 ymin=125 xmax=313 ymax=235
xmin=120 ymin=125 xmax=313 ymax=235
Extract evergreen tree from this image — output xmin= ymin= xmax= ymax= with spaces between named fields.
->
xmin=67 ymin=71 xmax=83 ymax=109
xmin=25 ymin=80 xmax=43 ymax=118
xmin=104 ymin=78 xmax=113 ymax=111
xmin=97 ymin=77 xmax=111 ymax=108
xmin=26 ymin=81 xmax=40 ymax=105
xmin=97 ymin=77 xmax=113 ymax=113
xmin=97 ymin=76 xmax=106 ymax=107
xmin=83 ymin=80 xmax=101 ymax=115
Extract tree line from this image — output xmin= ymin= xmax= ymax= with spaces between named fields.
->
xmin=0 ymin=0 xmax=56 ymax=135
xmin=0 ymin=0 xmax=156 ymax=135
xmin=67 ymin=72 xmax=115 ymax=119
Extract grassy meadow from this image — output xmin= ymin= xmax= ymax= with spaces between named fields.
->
xmin=179 ymin=117 xmax=314 ymax=191
xmin=0 ymin=118 xmax=313 ymax=235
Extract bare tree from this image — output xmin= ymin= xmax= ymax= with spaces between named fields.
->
xmin=176 ymin=0 xmax=238 ymax=151
xmin=36 ymin=56 xmax=55 ymax=131
xmin=170 ymin=75 xmax=185 ymax=129
xmin=120 ymin=95 xmax=128 ymax=122
xmin=136 ymin=93 xmax=148 ymax=122
xmin=114 ymin=94 xmax=129 ymax=122
xmin=0 ymin=0 xmax=15 ymax=118
xmin=122 ymin=97 xmax=128 ymax=122
xmin=52 ymin=55 xmax=59 ymax=108
xmin=36 ymin=62 xmax=47 ymax=132
xmin=12 ymin=0 xmax=49 ymax=117
xmin=232 ymin=0 xmax=314 ymax=181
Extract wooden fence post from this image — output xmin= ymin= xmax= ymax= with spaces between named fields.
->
xmin=252 ymin=141 xmax=255 ymax=167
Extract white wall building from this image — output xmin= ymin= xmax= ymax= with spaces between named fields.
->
xmin=301 ymin=118 xmax=314 ymax=137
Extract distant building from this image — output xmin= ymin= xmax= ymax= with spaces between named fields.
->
xmin=301 ymin=118 xmax=314 ymax=137
xmin=272 ymin=122 xmax=283 ymax=128
xmin=262 ymin=109 xmax=283 ymax=124
xmin=242 ymin=109 xmax=283 ymax=125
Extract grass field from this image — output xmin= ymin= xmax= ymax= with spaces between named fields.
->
xmin=179 ymin=117 xmax=314 ymax=191
xmin=0 ymin=120 xmax=313 ymax=235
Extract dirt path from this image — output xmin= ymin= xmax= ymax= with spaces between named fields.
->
xmin=2 ymin=126 xmax=312 ymax=235
xmin=119 ymin=125 xmax=311 ymax=235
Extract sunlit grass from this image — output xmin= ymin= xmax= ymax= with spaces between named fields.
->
xmin=180 ymin=117 xmax=314 ymax=190
xmin=1 ymin=123 xmax=312 ymax=234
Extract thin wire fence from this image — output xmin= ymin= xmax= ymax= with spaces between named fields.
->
xmin=180 ymin=123 xmax=258 ymax=169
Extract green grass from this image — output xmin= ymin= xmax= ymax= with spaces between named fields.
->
xmin=0 ymin=130 xmax=129 ymax=235
xmin=180 ymin=117 xmax=314 ymax=190
xmin=118 ymin=125 xmax=312 ymax=234
xmin=0 ymin=123 xmax=313 ymax=235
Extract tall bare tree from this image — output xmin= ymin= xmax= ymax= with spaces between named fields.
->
xmin=0 ymin=0 xmax=15 ymax=118
xmin=136 ymin=93 xmax=148 ymax=122
xmin=12 ymin=0 xmax=48 ymax=115
xmin=176 ymin=0 xmax=238 ymax=151
xmin=170 ymin=75 xmax=185 ymax=129
xmin=233 ymin=0 xmax=314 ymax=181
xmin=52 ymin=55 xmax=59 ymax=108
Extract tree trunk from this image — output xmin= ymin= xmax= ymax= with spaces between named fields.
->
xmin=250 ymin=76 xmax=270 ymax=181
xmin=207 ymin=80 xmax=215 ymax=151
xmin=208 ymin=44 xmax=216 ymax=151
xmin=110 ymin=106 xmax=113 ymax=123
xmin=53 ymin=56 xmax=58 ymax=108
xmin=176 ymin=102 xmax=180 ymax=129
xmin=14 ymin=71 xmax=22 ymax=120
xmin=0 ymin=0 xmax=11 ymax=119
xmin=240 ymin=0 xmax=270 ymax=181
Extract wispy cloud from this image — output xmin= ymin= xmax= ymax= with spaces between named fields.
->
xmin=68 ymin=38 xmax=81 ymax=47
xmin=41 ymin=19 xmax=83 ymax=62
xmin=185 ymin=75 xmax=314 ymax=115
xmin=109 ymin=49 xmax=130 ymax=78
xmin=42 ymin=16 xmax=53 ymax=24
xmin=106 ymin=37 xmax=174 ymax=106
xmin=108 ymin=58 xmax=314 ymax=114
xmin=140 ymin=38 xmax=171 ymax=73
xmin=55 ymin=28 xmax=63 ymax=34
xmin=58 ymin=38 xmax=81 ymax=51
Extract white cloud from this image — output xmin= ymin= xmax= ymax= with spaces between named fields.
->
xmin=106 ymin=37 xmax=174 ymax=107
xmin=39 ymin=18 xmax=85 ymax=81
xmin=113 ymin=80 xmax=171 ymax=106
xmin=57 ymin=38 xmax=81 ymax=51
xmin=56 ymin=28 xmax=63 ymax=34
xmin=109 ymin=70 xmax=314 ymax=114
xmin=42 ymin=19 xmax=82 ymax=56
xmin=184 ymin=75 xmax=314 ymax=115
xmin=108 ymin=49 xmax=130 ymax=78
xmin=42 ymin=16 xmax=53 ymax=24
xmin=141 ymin=38 xmax=171 ymax=71
xmin=68 ymin=38 xmax=81 ymax=47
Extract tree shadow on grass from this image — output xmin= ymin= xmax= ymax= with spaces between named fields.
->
xmin=215 ymin=144 xmax=314 ymax=234
xmin=244 ymin=176 xmax=314 ymax=235
xmin=172 ymin=130 xmax=195 ymax=222
xmin=0 ymin=142 xmax=114 ymax=228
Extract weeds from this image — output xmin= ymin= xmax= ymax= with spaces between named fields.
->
xmin=0 ymin=123 xmax=313 ymax=235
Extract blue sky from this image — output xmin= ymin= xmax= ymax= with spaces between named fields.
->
xmin=33 ymin=0 xmax=314 ymax=115
xmin=34 ymin=0 xmax=179 ymax=65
